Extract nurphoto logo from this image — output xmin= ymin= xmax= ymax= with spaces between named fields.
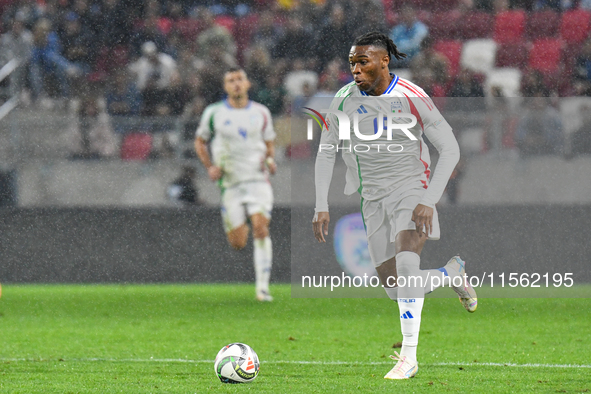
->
xmin=303 ymin=107 xmax=418 ymax=153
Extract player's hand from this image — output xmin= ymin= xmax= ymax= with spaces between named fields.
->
xmin=208 ymin=166 xmax=222 ymax=181
xmin=266 ymin=158 xmax=277 ymax=175
xmin=412 ymin=204 xmax=434 ymax=236
xmin=312 ymin=211 xmax=330 ymax=243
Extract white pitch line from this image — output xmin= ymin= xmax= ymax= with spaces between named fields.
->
xmin=1 ymin=358 xmax=590 ymax=369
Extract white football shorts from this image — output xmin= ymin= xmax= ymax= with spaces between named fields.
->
xmin=221 ymin=181 xmax=273 ymax=233
xmin=362 ymin=189 xmax=440 ymax=267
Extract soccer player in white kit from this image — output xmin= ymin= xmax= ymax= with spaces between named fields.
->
xmin=195 ymin=68 xmax=276 ymax=302
xmin=312 ymin=32 xmax=478 ymax=379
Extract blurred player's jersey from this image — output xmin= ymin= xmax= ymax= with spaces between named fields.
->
xmin=197 ymin=100 xmax=275 ymax=189
xmin=320 ymin=75 xmax=452 ymax=201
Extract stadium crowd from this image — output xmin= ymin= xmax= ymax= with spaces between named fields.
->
xmin=1 ymin=0 xmax=591 ymax=161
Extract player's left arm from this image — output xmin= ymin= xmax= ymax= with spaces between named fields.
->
xmin=412 ymin=98 xmax=460 ymax=235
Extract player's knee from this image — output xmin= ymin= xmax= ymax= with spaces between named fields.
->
xmin=229 ymin=236 xmax=247 ymax=250
xmin=228 ymin=227 xmax=248 ymax=250
xmin=252 ymin=224 xmax=268 ymax=239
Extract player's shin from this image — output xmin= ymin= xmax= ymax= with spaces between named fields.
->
xmin=254 ymin=236 xmax=272 ymax=295
xmin=395 ymin=251 xmax=425 ymax=363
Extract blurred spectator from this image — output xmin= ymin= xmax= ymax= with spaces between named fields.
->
xmin=493 ymin=0 xmax=509 ymax=13
xmin=318 ymin=58 xmax=350 ymax=93
xmin=0 ymin=13 xmax=33 ymax=95
xmin=352 ymin=0 xmax=388 ymax=38
xmin=315 ymin=4 xmax=353 ymax=64
xmin=70 ymin=0 xmax=99 ymax=35
xmin=272 ymin=13 xmax=313 ymax=60
xmin=569 ymin=105 xmax=591 ymax=156
xmin=515 ymin=96 xmax=564 ymax=157
xmin=129 ymin=41 xmax=177 ymax=116
xmin=389 ymin=5 xmax=428 ymax=67
xmin=129 ymin=41 xmax=177 ymax=92
xmin=244 ymin=45 xmax=272 ymax=92
xmin=98 ymin=0 xmax=132 ymax=48
xmin=176 ymin=46 xmax=202 ymax=81
xmin=449 ymin=68 xmax=486 ymax=111
xmin=105 ymin=70 xmax=141 ymax=132
xmin=2 ymin=0 xmax=43 ymax=30
xmin=521 ymin=70 xmax=550 ymax=97
xmin=58 ymin=12 xmax=94 ymax=74
xmin=167 ymin=165 xmax=201 ymax=206
xmin=255 ymin=73 xmax=287 ymax=115
xmin=66 ymin=96 xmax=118 ymax=160
xmin=196 ymin=8 xmax=237 ymax=62
xmin=284 ymin=58 xmax=318 ymax=98
xmin=410 ymin=37 xmax=449 ymax=86
xmin=250 ymin=10 xmax=282 ymax=54
xmin=131 ymin=14 xmax=169 ymax=59
xmin=30 ymin=18 xmax=81 ymax=100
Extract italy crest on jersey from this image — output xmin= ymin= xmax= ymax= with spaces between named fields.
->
xmin=391 ymin=101 xmax=403 ymax=113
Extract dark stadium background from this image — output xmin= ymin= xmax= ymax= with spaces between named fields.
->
xmin=0 ymin=0 xmax=590 ymax=285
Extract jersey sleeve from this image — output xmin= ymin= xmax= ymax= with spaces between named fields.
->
xmin=409 ymin=95 xmax=460 ymax=208
xmin=196 ymin=104 xmax=217 ymax=141
xmin=314 ymin=97 xmax=341 ymax=213
xmin=260 ymin=105 xmax=276 ymax=141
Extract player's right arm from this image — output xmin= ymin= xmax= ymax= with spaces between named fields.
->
xmin=195 ymin=104 xmax=223 ymax=182
xmin=195 ymin=137 xmax=222 ymax=181
xmin=312 ymin=99 xmax=341 ymax=243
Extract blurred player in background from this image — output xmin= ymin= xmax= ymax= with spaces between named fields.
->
xmin=313 ymin=32 xmax=477 ymax=379
xmin=195 ymin=68 xmax=276 ymax=302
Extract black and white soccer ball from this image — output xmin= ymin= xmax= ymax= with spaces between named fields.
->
xmin=214 ymin=343 xmax=260 ymax=383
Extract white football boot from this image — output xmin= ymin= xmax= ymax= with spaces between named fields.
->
xmin=256 ymin=289 xmax=273 ymax=302
xmin=445 ymin=256 xmax=478 ymax=312
xmin=384 ymin=352 xmax=419 ymax=380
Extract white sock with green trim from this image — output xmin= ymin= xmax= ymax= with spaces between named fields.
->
xmin=254 ymin=237 xmax=272 ymax=293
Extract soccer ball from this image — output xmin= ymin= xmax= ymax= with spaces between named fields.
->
xmin=214 ymin=343 xmax=260 ymax=383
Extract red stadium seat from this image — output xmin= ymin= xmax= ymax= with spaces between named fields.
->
xmin=527 ymin=10 xmax=560 ymax=39
xmin=495 ymin=42 xmax=529 ymax=69
xmin=121 ymin=133 xmax=153 ymax=161
xmin=428 ymin=11 xmax=461 ymax=40
xmin=528 ymin=39 xmax=563 ymax=74
xmin=493 ymin=10 xmax=526 ymax=44
xmin=434 ymin=40 xmax=463 ymax=77
xmin=560 ymin=9 xmax=591 ymax=45
xmin=460 ymin=12 xmax=493 ymax=39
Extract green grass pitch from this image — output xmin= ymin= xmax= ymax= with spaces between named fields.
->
xmin=0 ymin=284 xmax=589 ymax=393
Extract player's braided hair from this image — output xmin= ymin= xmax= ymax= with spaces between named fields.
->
xmin=353 ymin=32 xmax=407 ymax=61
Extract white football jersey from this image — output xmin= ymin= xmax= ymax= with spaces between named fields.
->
xmin=315 ymin=74 xmax=458 ymax=211
xmin=197 ymin=100 xmax=275 ymax=189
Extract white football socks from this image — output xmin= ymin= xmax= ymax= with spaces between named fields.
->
xmin=395 ymin=251 xmax=426 ymax=363
xmin=383 ymin=253 xmax=467 ymax=363
xmin=254 ymin=236 xmax=272 ymax=293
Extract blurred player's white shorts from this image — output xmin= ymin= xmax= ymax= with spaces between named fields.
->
xmin=362 ymin=189 xmax=440 ymax=267
xmin=221 ymin=181 xmax=273 ymax=233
